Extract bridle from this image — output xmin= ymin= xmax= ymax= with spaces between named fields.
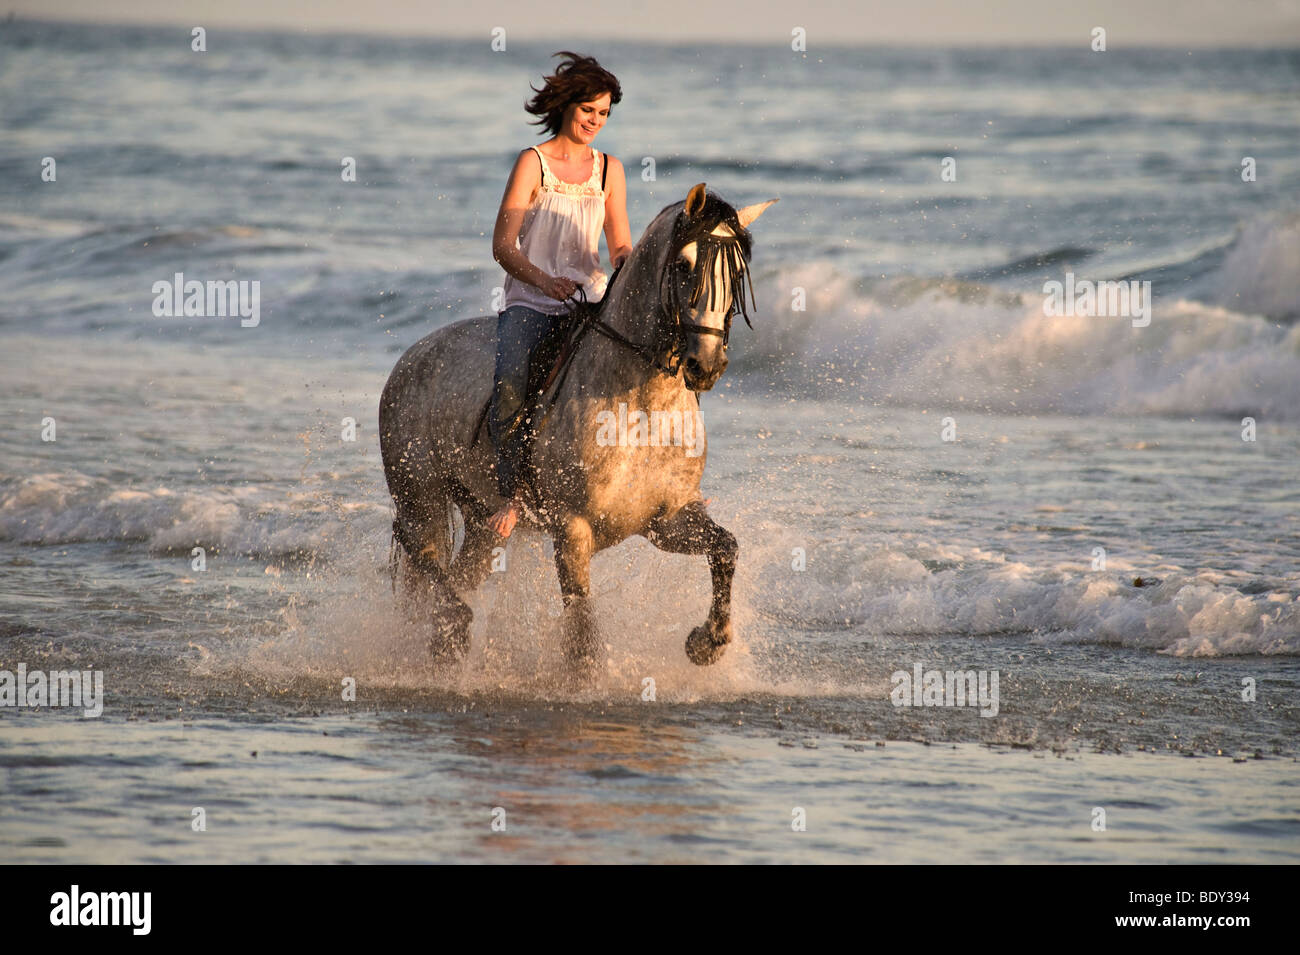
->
xmin=672 ymin=226 xmax=756 ymax=353
xmin=558 ymin=211 xmax=757 ymax=383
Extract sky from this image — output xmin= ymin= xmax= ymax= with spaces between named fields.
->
xmin=8 ymin=0 xmax=1300 ymax=45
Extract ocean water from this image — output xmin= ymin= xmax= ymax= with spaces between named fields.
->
xmin=1 ymin=20 xmax=1298 ymax=863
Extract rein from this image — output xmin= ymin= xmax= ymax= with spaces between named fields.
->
xmin=542 ymin=222 xmax=756 ymax=405
xmin=567 ymin=265 xmax=676 ymax=375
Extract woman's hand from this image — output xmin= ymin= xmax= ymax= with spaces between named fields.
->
xmin=541 ymin=275 xmax=580 ymax=302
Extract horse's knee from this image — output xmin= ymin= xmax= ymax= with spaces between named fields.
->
xmin=391 ymin=521 xmax=431 ymax=576
xmin=430 ymin=598 xmax=472 ymax=663
xmin=447 ymin=523 xmax=497 ymax=592
xmin=713 ymin=526 xmax=738 ymax=564
xmin=443 ymin=599 xmax=472 ymax=631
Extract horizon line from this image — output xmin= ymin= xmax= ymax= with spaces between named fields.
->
xmin=6 ymin=13 xmax=1299 ymax=50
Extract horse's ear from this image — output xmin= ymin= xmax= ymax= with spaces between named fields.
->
xmin=684 ymin=183 xmax=707 ymax=218
xmin=736 ymin=198 xmax=778 ymax=229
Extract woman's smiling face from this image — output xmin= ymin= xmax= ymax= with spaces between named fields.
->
xmin=564 ymin=92 xmax=612 ymax=142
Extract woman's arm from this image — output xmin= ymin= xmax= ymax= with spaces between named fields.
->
xmin=602 ymin=155 xmax=633 ymax=269
xmin=492 ymin=150 xmax=576 ymax=301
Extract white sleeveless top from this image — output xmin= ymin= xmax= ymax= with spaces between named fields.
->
xmin=502 ymin=144 xmax=608 ymax=316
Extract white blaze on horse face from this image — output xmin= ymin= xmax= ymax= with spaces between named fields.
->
xmin=677 ymin=222 xmax=737 ymax=374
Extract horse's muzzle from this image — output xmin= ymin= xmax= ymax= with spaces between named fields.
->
xmin=683 ymin=353 xmax=727 ymax=392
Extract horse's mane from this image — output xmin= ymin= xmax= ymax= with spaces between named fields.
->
xmin=668 ymin=191 xmax=754 ymax=265
xmin=669 ymin=191 xmax=756 ymax=327
xmin=598 ymin=190 xmax=756 ymax=327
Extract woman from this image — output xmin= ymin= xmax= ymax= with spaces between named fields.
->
xmin=488 ymin=51 xmax=633 ymax=538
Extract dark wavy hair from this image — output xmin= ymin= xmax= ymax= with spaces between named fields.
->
xmin=525 ymin=51 xmax=622 ymax=137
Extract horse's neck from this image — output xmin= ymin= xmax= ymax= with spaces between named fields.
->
xmin=568 ymin=244 xmax=675 ymax=401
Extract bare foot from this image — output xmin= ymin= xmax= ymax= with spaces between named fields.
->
xmin=489 ymin=498 xmax=523 ymax=538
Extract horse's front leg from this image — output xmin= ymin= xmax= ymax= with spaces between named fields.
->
xmin=554 ymin=514 xmax=602 ymax=671
xmin=646 ymin=500 xmax=737 ymax=665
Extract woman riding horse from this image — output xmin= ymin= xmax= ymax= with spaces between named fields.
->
xmin=488 ymin=51 xmax=633 ymax=538
xmin=380 ymin=49 xmax=777 ymax=669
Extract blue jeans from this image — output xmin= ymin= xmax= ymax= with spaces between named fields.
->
xmin=489 ymin=304 xmax=566 ymax=498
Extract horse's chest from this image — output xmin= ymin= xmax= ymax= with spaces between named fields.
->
xmin=560 ymin=405 xmax=705 ymax=520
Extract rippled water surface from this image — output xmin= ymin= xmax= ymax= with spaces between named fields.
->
xmin=2 ymin=22 xmax=1298 ymax=863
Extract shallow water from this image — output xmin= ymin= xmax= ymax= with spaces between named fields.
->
xmin=4 ymin=713 xmax=1297 ymax=864
xmin=2 ymin=23 xmax=1298 ymax=863
xmin=3 ymin=340 xmax=1299 ymax=862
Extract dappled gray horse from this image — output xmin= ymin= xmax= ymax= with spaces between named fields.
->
xmin=380 ymin=184 xmax=777 ymax=669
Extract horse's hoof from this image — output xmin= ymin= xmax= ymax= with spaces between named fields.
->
xmin=563 ymin=649 xmax=602 ymax=689
xmin=685 ymin=624 xmax=728 ymax=666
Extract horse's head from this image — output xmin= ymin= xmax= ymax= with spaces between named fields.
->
xmin=663 ymin=184 xmax=777 ymax=391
